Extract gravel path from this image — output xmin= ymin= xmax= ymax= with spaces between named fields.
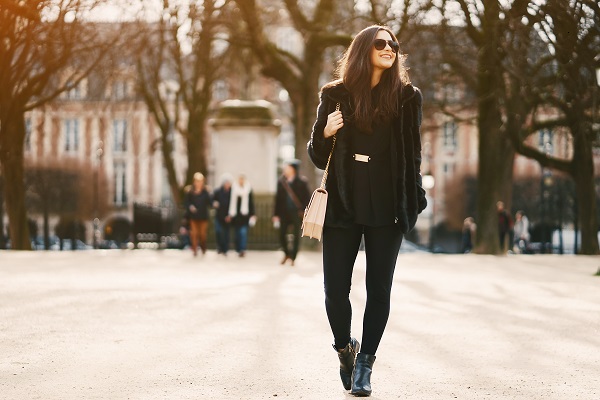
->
xmin=1 ymin=250 xmax=599 ymax=399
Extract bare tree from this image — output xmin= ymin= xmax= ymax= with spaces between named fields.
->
xmin=436 ymin=0 xmax=598 ymax=254
xmin=0 ymin=0 xmax=116 ymax=249
xmin=504 ymin=0 xmax=599 ymax=254
xmin=434 ymin=0 xmax=537 ymax=254
xmin=135 ymin=0 xmax=229 ymax=205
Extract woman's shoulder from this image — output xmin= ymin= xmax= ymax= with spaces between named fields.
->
xmin=399 ymin=83 xmax=421 ymax=103
xmin=321 ymin=79 xmax=344 ymax=92
xmin=320 ymin=80 xmax=350 ymax=100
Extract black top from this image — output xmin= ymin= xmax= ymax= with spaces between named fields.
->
xmin=352 ymin=119 xmax=395 ymax=226
xmin=352 ymin=85 xmax=395 ymax=226
xmin=185 ymin=189 xmax=211 ymax=221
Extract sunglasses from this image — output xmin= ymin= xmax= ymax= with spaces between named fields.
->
xmin=373 ymin=39 xmax=399 ymax=53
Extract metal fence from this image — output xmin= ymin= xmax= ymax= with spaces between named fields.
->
xmin=133 ymin=195 xmax=321 ymax=251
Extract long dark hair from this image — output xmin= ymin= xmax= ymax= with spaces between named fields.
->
xmin=330 ymin=25 xmax=409 ymax=133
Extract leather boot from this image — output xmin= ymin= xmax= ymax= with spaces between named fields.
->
xmin=334 ymin=337 xmax=360 ymax=390
xmin=351 ymin=353 xmax=376 ymax=396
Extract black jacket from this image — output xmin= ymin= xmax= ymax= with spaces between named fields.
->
xmin=307 ymin=82 xmax=427 ymax=233
xmin=185 ymin=189 xmax=211 ymax=221
xmin=274 ymin=176 xmax=311 ymax=222
xmin=212 ymin=186 xmax=231 ymax=223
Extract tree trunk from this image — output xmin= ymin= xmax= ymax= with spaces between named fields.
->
xmin=159 ymin=124 xmax=182 ymax=207
xmin=292 ymin=91 xmax=321 ymax=188
xmin=292 ymin=59 xmax=322 ymax=189
xmin=474 ymin=2 xmax=515 ymax=254
xmin=186 ymin=112 xmax=208 ymax=183
xmin=0 ymin=114 xmax=31 ymax=250
xmin=571 ymin=135 xmax=599 ymax=255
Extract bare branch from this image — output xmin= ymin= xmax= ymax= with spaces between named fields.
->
xmin=454 ymin=0 xmax=483 ymax=46
xmin=283 ymin=0 xmax=309 ymax=32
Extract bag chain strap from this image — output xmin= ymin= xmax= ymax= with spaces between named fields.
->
xmin=320 ymin=102 xmax=340 ymax=189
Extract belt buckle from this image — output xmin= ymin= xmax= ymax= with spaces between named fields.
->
xmin=354 ymin=154 xmax=370 ymax=163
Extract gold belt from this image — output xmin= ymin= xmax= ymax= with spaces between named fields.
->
xmin=353 ymin=154 xmax=371 ymax=162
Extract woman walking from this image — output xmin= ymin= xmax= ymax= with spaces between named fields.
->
xmin=185 ymin=172 xmax=211 ymax=257
xmin=307 ymin=25 xmax=427 ymax=396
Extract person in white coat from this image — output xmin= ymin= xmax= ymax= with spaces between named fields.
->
xmin=228 ymin=174 xmax=256 ymax=257
xmin=513 ymin=210 xmax=530 ymax=253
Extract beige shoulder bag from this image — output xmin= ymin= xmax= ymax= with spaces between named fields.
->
xmin=301 ymin=103 xmax=339 ymax=241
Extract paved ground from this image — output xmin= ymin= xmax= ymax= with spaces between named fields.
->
xmin=1 ymin=250 xmax=599 ymax=400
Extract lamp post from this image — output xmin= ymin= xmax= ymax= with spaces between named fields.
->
xmin=93 ymin=141 xmax=103 ymax=249
xmin=422 ymin=174 xmax=435 ymax=252
xmin=539 ymin=139 xmax=553 ymax=253
xmin=542 ymin=169 xmax=554 ymax=253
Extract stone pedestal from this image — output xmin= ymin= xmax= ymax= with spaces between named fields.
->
xmin=210 ymin=100 xmax=281 ymax=194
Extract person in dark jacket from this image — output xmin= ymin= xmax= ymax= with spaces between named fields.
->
xmin=273 ymin=160 xmax=311 ymax=266
xmin=212 ymin=173 xmax=233 ymax=255
xmin=307 ymin=25 xmax=427 ymax=397
xmin=497 ymin=201 xmax=513 ymax=252
xmin=185 ymin=172 xmax=211 ymax=257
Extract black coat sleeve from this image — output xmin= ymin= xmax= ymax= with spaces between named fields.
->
xmin=307 ymin=92 xmax=336 ymax=170
xmin=412 ymin=89 xmax=427 ymax=214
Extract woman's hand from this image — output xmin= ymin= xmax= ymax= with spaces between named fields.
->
xmin=323 ymin=110 xmax=343 ymax=138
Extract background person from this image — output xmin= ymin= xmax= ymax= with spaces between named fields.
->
xmin=228 ymin=174 xmax=256 ymax=257
xmin=496 ymin=201 xmax=513 ymax=252
xmin=513 ymin=210 xmax=530 ymax=253
xmin=307 ymin=25 xmax=427 ymax=396
xmin=273 ymin=160 xmax=311 ymax=266
xmin=185 ymin=172 xmax=211 ymax=257
xmin=212 ymin=173 xmax=233 ymax=255
xmin=461 ymin=217 xmax=476 ymax=253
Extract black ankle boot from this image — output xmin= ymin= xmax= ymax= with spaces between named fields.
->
xmin=334 ymin=337 xmax=360 ymax=390
xmin=351 ymin=353 xmax=376 ymax=396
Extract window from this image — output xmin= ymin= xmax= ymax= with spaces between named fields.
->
xmin=442 ymin=121 xmax=457 ymax=149
xmin=112 ymin=80 xmax=129 ymax=100
xmin=444 ymin=162 xmax=455 ymax=175
xmin=113 ymin=119 xmax=127 ymax=152
xmin=113 ymin=161 xmax=127 ymax=206
xmin=442 ymin=83 xmax=462 ymax=103
xmin=63 ymin=79 xmax=85 ymax=100
xmin=64 ymin=119 xmax=79 ymax=152
xmin=25 ymin=118 xmax=32 ymax=152
xmin=213 ymin=80 xmax=228 ymax=102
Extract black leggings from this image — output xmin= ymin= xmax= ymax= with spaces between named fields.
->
xmin=322 ymin=223 xmax=403 ymax=355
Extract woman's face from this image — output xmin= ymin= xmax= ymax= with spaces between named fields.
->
xmin=370 ymin=30 xmax=397 ymax=72
xmin=193 ymin=178 xmax=204 ymax=190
